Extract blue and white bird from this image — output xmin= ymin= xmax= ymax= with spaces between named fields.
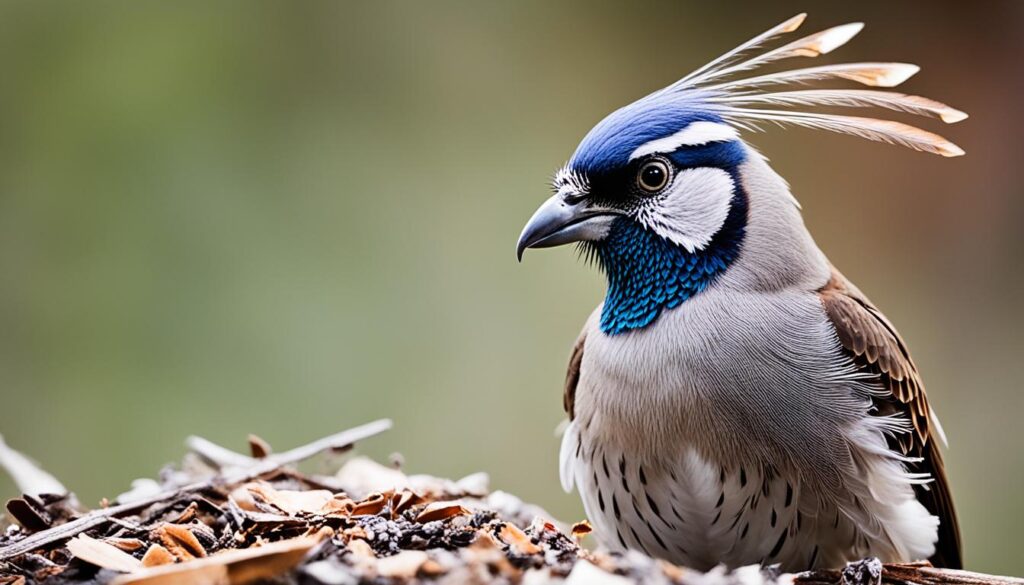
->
xmin=517 ymin=14 xmax=965 ymax=572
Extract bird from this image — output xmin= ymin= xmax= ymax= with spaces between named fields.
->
xmin=516 ymin=14 xmax=965 ymax=573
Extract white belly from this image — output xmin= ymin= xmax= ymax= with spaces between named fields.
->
xmin=560 ymin=291 xmax=938 ymax=570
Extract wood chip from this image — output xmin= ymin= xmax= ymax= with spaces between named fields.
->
xmin=141 ymin=544 xmax=176 ymax=568
xmin=106 ymin=538 xmax=146 ymax=553
xmin=153 ymin=524 xmax=206 ymax=561
xmin=4 ymin=498 xmax=50 ymax=532
xmin=111 ymin=532 xmax=326 ymax=585
xmin=496 ymin=522 xmax=542 ymax=555
xmin=246 ymin=483 xmax=345 ymax=516
xmin=66 ymin=534 xmax=143 ymax=573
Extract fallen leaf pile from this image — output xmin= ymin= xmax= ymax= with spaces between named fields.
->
xmin=0 ymin=422 xmax=723 ymax=585
xmin=2 ymin=423 xmax=1009 ymax=585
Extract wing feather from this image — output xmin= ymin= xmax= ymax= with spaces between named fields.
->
xmin=819 ymin=269 xmax=962 ymax=569
xmin=564 ymin=329 xmax=586 ymax=420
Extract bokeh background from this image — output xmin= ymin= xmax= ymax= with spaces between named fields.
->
xmin=1 ymin=0 xmax=1022 ymax=574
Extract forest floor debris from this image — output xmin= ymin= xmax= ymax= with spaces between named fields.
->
xmin=0 ymin=423 xmax=1020 ymax=585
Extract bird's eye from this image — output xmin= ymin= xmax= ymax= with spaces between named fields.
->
xmin=637 ymin=159 xmax=671 ymax=193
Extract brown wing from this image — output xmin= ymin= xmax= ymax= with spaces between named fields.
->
xmin=819 ymin=269 xmax=962 ymax=569
xmin=564 ymin=329 xmax=586 ymax=420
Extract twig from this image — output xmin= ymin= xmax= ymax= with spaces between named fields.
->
xmin=184 ymin=436 xmax=256 ymax=469
xmin=0 ymin=419 xmax=392 ymax=561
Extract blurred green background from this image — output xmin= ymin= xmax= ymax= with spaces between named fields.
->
xmin=1 ymin=0 xmax=1021 ymax=574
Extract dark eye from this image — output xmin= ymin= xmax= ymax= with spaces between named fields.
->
xmin=637 ymin=159 xmax=670 ymax=193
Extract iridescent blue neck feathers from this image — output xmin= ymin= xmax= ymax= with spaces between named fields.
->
xmin=594 ymin=171 xmax=747 ymax=335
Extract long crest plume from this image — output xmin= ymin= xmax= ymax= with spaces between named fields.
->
xmin=654 ymin=14 xmax=966 ymax=156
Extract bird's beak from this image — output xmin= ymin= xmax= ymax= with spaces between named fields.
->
xmin=516 ymin=194 xmax=620 ymax=261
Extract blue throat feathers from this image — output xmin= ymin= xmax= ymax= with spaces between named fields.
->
xmin=594 ymin=168 xmax=748 ymax=335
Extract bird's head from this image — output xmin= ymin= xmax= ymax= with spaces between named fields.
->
xmin=517 ymin=13 xmax=965 ymax=335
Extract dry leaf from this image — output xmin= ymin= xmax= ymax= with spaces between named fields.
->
xmin=153 ymin=524 xmax=206 ymax=561
xmin=106 ymin=538 xmax=146 ymax=553
xmin=112 ymin=532 xmax=327 ymax=585
xmin=141 ymin=544 xmax=176 ymax=568
xmin=247 ymin=483 xmax=336 ymax=516
xmin=496 ymin=523 xmax=541 ymax=556
xmin=247 ymin=435 xmax=272 ymax=459
xmin=390 ymin=489 xmax=425 ymax=516
xmin=375 ymin=550 xmax=429 ymax=578
xmin=319 ymin=495 xmax=355 ymax=517
xmin=571 ymin=520 xmax=592 ymax=538
xmin=414 ymin=501 xmax=470 ymax=523
xmin=350 ymin=492 xmax=389 ymax=516
xmin=170 ymin=502 xmax=198 ymax=524
xmin=66 ymin=534 xmax=143 ymax=573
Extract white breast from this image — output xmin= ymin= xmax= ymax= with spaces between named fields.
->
xmin=560 ymin=287 xmax=938 ymax=570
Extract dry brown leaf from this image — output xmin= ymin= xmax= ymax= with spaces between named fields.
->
xmin=320 ymin=495 xmax=355 ymax=517
xmin=496 ymin=522 xmax=542 ymax=555
xmin=153 ymin=524 xmax=206 ymax=561
xmin=390 ymin=489 xmax=425 ymax=516
xmin=571 ymin=520 xmax=592 ymax=538
xmin=350 ymin=492 xmax=389 ymax=516
xmin=66 ymin=534 xmax=143 ymax=573
xmin=414 ymin=501 xmax=470 ymax=523
xmin=170 ymin=503 xmax=198 ymax=524
xmin=111 ymin=531 xmax=327 ymax=585
xmin=106 ymin=538 xmax=146 ymax=552
xmin=247 ymin=483 xmax=335 ymax=516
xmin=375 ymin=550 xmax=429 ymax=578
xmin=247 ymin=435 xmax=272 ymax=459
xmin=141 ymin=544 xmax=176 ymax=568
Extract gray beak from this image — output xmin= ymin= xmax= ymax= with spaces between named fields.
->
xmin=516 ymin=194 xmax=620 ymax=261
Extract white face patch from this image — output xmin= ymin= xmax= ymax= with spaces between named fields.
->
xmin=635 ymin=167 xmax=735 ymax=252
xmin=628 ymin=122 xmax=739 ymax=161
